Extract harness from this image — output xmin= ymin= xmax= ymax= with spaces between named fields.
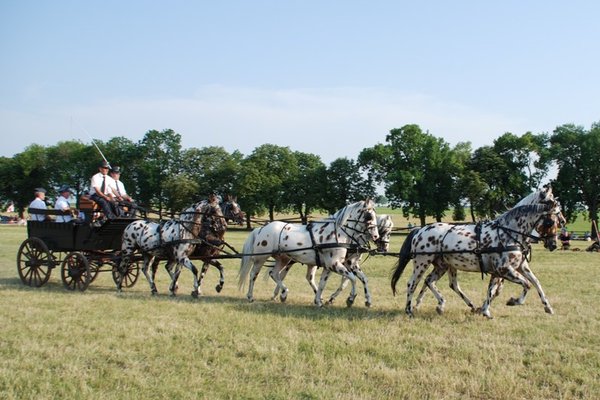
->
xmin=414 ymin=221 xmax=542 ymax=280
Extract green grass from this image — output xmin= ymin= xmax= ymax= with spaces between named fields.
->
xmin=1 ymin=225 xmax=599 ymax=399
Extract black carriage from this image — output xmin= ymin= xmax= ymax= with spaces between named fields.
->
xmin=16 ymin=204 xmax=142 ymax=292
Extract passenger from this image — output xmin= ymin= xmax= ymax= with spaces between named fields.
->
xmin=54 ymin=185 xmax=75 ymax=223
xmin=29 ymin=187 xmax=49 ymax=221
xmin=89 ymin=160 xmax=118 ymax=219
xmin=109 ymin=165 xmax=136 ymax=216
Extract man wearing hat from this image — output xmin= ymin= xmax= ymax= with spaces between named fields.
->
xmin=89 ymin=160 xmax=118 ymax=219
xmin=29 ymin=187 xmax=48 ymax=221
xmin=55 ymin=185 xmax=75 ymax=223
xmin=109 ymin=165 xmax=135 ymax=217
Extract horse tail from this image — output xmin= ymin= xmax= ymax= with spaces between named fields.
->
xmin=238 ymin=228 xmax=257 ymax=290
xmin=391 ymin=228 xmax=418 ymax=296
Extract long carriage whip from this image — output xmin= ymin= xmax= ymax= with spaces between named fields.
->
xmin=72 ymin=117 xmax=111 ymax=167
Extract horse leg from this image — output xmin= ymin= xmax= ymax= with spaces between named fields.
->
xmin=315 ymin=268 xmax=332 ymax=307
xmin=115 ymin=250 xmax=132 ymax=292
xmin=305 ymin=265 xmax=319 ymax=296
xmin=447 ymin=268 xmax=476 ymax=312
xmin=180 ymin=257 xmax=200 ymax=298
xmin=511 ymin=261 xmax=553 ymax=314
xmin=347 ymin=259 xmax=371 ymax=307
xmin=416 ymin=264 xmax=447 ymax=314
xmin=246 ymin=257 xmax=267 ymax=302
xmin=270 ymin=258 xmax=291 ymax=303
xmin=480 ymin=264 xmax=530 ymax=318
xmin=405 ymin=257 xmax=433 ymax=317
xmin=141 ymin=254 xmax=159 ymax=295
xmin=211 ymin=260 xmax=225 ymax=293
xmin=327 ymin=275 xmax=348 ymax=305
xmin=165 ymin=260 xmax=181 ymax=296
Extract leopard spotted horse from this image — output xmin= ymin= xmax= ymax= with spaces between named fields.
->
xmin=391 ymin=203 xmax=561 ymax=318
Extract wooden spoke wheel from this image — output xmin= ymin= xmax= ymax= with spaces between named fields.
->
xmin=61 ymin=252 xmax=92 ymax=291
xmin=112 ymin=260 xmax=140 ymax=289
xmin=87 ymin=257 xmax=103 ymax=283
xmin=17 ymin=237 xmax=54 ymax=287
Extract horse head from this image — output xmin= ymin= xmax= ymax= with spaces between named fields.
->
xmin=535 ymin=202 xmax=561 ymax=251
xmin=335 ymin=199 xmax=379 ymax=243
xmin=200 ymin=200 xmax=227 ymax=242
xmin=221 ymin=195 xmax=245 ymax=225
xmin=375 ymin=214 xmax=393 ymax=252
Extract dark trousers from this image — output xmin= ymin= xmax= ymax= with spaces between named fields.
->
xmin=90 ymin=194 xmax=118 ymax=219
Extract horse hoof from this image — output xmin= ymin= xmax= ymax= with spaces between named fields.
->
xmin=215 ymin=284 xmax=223 ymax=293
xmin=365 ymin=301 xmax=372 ymax=308
xmin=544 ymin=306 xmax=554 ymax=315
xmin=506 ymin=298 xmax=519 ymax=306
xmin=436 ymin=306 xmax=444 ymax=315
xmin=151 ymin=290 xmax=158 ymax=296
xmin=327 ymin=298 xmax=335 ymax=305
xmin=280 ymin=295 xmax=287 ymax=303
xmin=346 ymin=298 xmax=355 ymax=308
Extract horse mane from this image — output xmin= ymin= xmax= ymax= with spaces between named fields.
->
xmin=497 ymin=203 xmax=549 ymax=223
xmin=333 ymin=200 xmax=368 ymax=228
xmin=514 ymin=187 xmax=554 ymax=207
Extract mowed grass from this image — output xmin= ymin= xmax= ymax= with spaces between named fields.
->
xmin=1 ymin=225 xmax=599 ymax=399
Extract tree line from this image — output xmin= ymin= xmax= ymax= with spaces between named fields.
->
xmin=1 ymin=123 xmax=598 ymax=235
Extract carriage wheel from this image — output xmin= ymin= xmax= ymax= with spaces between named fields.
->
xmin=61 ymin=252 xmax=92 ymax=291
xmin=17 ymin=237 xmax=54 ymax=287
xmin=112 ymin=260 xmax=140 ymax=288
xmin=87 ymin=257 xmax=103 ymax=283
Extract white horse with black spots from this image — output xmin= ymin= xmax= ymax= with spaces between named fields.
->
xmin=117 ymin=199 xmax=226 ymax=297
xmin=391 ymin=202 xmax=561 ymax=318
xmin=270 ymin=214 xmax=393 ymax=306
xmin=238 ymin=199 xmax=379 ymax=307
xmin=412 ymin=186 xmax=565 ymax=313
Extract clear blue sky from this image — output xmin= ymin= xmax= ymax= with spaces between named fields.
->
xmin=1 ymin=1 xmax=598 ymax=163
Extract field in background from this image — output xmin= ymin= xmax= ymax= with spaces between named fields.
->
xmin=1 ymin=225 xmax=599 ymax=399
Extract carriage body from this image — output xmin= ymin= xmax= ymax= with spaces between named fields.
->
xmin=17 ymin=210 xmax=143 ymax=292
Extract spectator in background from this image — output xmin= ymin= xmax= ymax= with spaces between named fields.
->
xmin=559 ymin=228 xmax=571 ymax=250
xmin=54 ymin=185 xmax=75 ymax=223
xmin=29 ymin=188 xmax=48 ymax=221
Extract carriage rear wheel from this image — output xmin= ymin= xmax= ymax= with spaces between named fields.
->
xmin=17 ymin=237 xmax=54 ymax=287
xmin=112 ymin=260 xmax=140 ymax=288
xmin=61 ymin=252 xmax=92 ymax=291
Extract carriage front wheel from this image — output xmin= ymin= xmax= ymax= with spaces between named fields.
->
xmin=112 ymin=260 xmax=140 ymax=289
xmin=17 ymin=237 xmax=54 ymax=287
xmin=61 ymin=252 xmax=92 ymax=291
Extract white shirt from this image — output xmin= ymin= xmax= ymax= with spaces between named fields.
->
xmin=90 ymin=172 xmax=116 ymax=196
xmin=29 ymin=198 xmax=47 ymax=221
xmin=111 ymin=179 xmax=128 ymax=198
xmin=54 ymin=196 xmax=73 ymax=223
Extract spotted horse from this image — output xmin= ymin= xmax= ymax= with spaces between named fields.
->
xmin=270 ymin=214 xmax=394 ymax=307
xmin=238 ymin=199 xmax=379 ymax=307
xmin=116 ymin=198 xmax=227 ymax=297
xmin=413 ymin=186 xmax=565 ymax=313
xmin=391 ymin=202 xmax=561 ymax=318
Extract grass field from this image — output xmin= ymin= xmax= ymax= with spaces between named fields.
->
xmin=1 ymin=224 xmax=599 ymax=399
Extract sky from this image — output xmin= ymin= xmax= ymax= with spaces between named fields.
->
xmin=1 ymin=1 xmax=599 ymax=165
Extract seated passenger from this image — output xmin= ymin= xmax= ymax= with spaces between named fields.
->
xmin=109 ymin=165 xmax=137 ymax=217
xmin=29 ymin=187 xmax=49 ymax=221
xmin=54 ymin=185 xmax=75 ymax=223
xmin=89 ymin=161 xmax=119 ymax=219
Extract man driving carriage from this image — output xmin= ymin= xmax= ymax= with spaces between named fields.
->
xmin=108 ymin=165 xmax=138 ymax=217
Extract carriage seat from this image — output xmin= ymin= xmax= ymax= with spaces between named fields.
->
xmin=78 ymin=195 xmax=103 ymax=222
xmin=27 ymin=207 xmax=73 ymax=222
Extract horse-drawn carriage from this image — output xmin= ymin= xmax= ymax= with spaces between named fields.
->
xmin=16 ymin=207 xmax=143 ymax=292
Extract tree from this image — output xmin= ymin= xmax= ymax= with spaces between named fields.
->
xmin=238 ymin=144 xmax=297 ymax=221
xmin=549 ymin=123 xmax=600 ymax=238
xmin=181 ymin=146 xmax=243 ymax=197
xmin=137 ymin=129 xmax=183 ymax=215
xmin=360 ymin=124 xmax=461 ymax=225
xmin=323 ymin=157 xmax=373 ymax=215
xmin=284 ymin=151 xmax=327 ymax=223
xmin=4 ymin=145 xmax=51 ymax=218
